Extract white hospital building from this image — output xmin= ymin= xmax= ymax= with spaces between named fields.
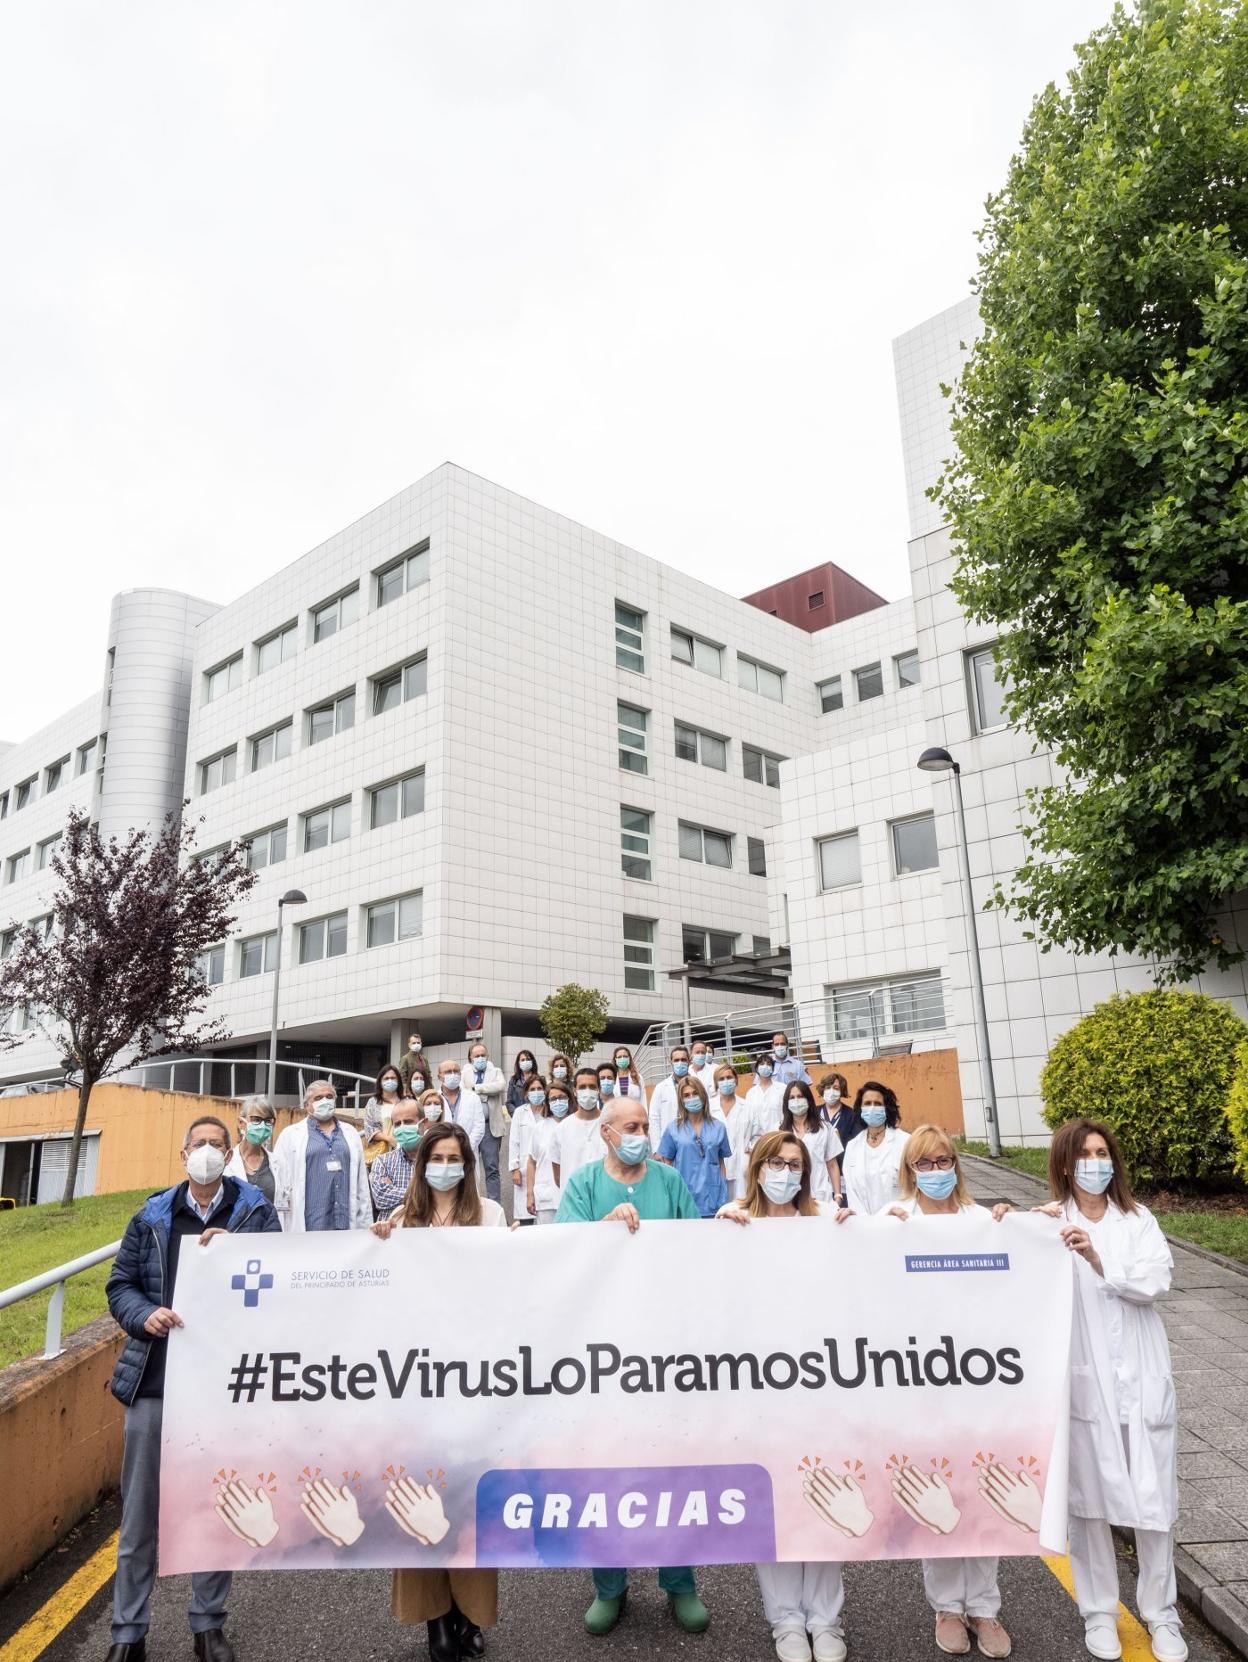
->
xmin=4 ymin=298 xmax=1247 ymax=1144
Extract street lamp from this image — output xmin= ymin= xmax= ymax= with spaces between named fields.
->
xmin=917 ymin=747 xmax=1002 ymax=1157
xmin=267 ymin=889 xmax=307 ymax=1098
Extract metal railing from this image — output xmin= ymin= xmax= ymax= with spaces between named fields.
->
xmin=0 ymin=1240 xmax=122 ymax=1360
xmin=119 ymin=1055 xmax=377 ymax=1113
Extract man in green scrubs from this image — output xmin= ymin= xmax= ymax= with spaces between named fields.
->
xmin=555 ymin=1094 xmax=709 ymax=1638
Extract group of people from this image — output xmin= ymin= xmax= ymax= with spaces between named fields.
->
xmin=102 ymin=1027 xmax=1186 ymax=1662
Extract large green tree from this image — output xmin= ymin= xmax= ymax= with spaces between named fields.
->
xmin=939 ymin=0 xmax=1248 ymax=982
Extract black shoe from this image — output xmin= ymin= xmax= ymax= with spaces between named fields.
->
xmin=106 ymin=1644 xmax=146 ymax=1662
xmin=193 ymin=1632 xmax=235 ymax=1662
xmin=427 ymin=1615 xmax=459 ymax=1662
xmin=455 ymin=1611 xmax=485 ymax=1658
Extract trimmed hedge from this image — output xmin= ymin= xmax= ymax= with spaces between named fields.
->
xmin=1040 ymin=990 xmax=1246 ymax=1185
xmin=1226 ymin=1040 xmax=1248 ymax=1187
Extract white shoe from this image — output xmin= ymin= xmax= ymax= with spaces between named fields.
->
xmin=1149 ymin=1624 xmax=1187 ymax=1662
xmin=812 ymin=1631 xmax=847 ymax=1662
xmin=1084 ymin=1617 xmax=1122 ymax=1660
xmin=775 ymin=1633 xmax=812 ymax=1662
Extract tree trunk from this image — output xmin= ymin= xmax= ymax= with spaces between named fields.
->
xmin=60 ymin=1071 xmax=95 ymax=1207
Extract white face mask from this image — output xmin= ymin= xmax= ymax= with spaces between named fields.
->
xmin=310 ymin=1095 xmax=336 ymax=1121
xmin=409 ymin=1040 xmax=421 ymax=1051
xmin=186 ymin=1144 xmax=227 ymax=1185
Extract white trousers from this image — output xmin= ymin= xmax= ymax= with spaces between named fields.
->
xmin=535 ymin=1209 xmax=557 ymax=1225
xmin=756 ymin=1560 xmax=845 ymax=1637
xmin=922 ymin=1556 xmax=1001 ymax=1619
xmin=1069 ymin=1515 xmax=1179 ymax=1629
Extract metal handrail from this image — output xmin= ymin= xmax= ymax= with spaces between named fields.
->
xmin=0 ymin=1240 xmax=122 ymax=1361
xmin=120 ymin=1055 xmax=378 ymax=1113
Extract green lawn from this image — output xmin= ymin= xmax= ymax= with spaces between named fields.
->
xmin=959 ymin=1139 xmax=1051 ymax=1182
xmin=0 ymin=1189 xmax=149 ymax=1369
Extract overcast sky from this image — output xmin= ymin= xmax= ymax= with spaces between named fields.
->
xmin=0 ymin=0 xmax=1111 ymax=743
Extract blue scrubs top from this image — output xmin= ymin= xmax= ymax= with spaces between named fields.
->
xmin=657 ymin=1115 xmax=731 ymax=1217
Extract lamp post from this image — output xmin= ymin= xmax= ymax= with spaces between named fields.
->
xmin=917 ymin=747 xmax=1001 ymax=1158
xmin=267 ymin=889 xmax=307 ymax=1098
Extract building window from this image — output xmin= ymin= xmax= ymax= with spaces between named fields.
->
xmin=369 ymin=770 xmax=425 ymax=828
xmin=620 ymin=807 xmax=653 ymax=880
xmin=817 ymin=676 xmax=843 ymax=714
xmin=77 ymin=738 xmax=98 ymax=775
xmin=299 ymin=911 xmax=348 ymax=965
xmin=307 ymin=689 xmax=356 ymax=746
xmin=0 ymin=793 xmax=8 ymax=819
xmin=853 ymin=662 xmax=884 ymax=702
xmin=967 ymin=643 xmax=1009 ymax=732
xmin=0 ymin=929 xmax=13 ymax=959
xmin=738 ymin=654 xmax=785 ymax=702
xmin=197 ymin=944 xmax=226 ymax=986
xmin=14 ymin=777 xmax=36 ymax=811
xmin=366 ymin=891 xmax=423 ymax=948
xmin=239 ymin=931 xmax=278 ymax=978
xmin=678 ymin=821 xmax=733 ymax=868
xmin=623 ymin=916 xmax=656 ymax=990
xmin=372 ymin=654 xmax=428 ymax=714
xmin=808 ymin=590 xmax=825 ymax=610
xmin=752 ymin=934 xmax=772 ymax=954
xmin=674 ymin=721 xmax=727 ymax=771
xmin=747 ymin=836 xmax=767 ymax=877
xmin=671 ymin=627 xmax=723 ymax=678
xmin=830 ymin=973 xmax=947 ymax=1044
xmin=244 ymin=824 xmax=288 ymax=871
xmin=255 ymin=622 xmax=297 ymax=675
xmin=616 ymin=703 xmax=649 ymax=775
xmin=31 ymin=913 xmax=54 ymax=940
xmin=312 ymin=585 xmax=360 ymax=644
xmin=37 ymin=834 xmax=61 ymax=870
xmin=249 ymin=720 xmax=293 ymax=772
xmin=895 ymin=650 xmax=921 ymax=689
xmin=303 ymin=799 xmax=351 ymax=852
xmin=204 ymin=654 xmax=243 ymax=703
xmin=817 ymin=830 xmax=861 ymax=891
xmin=376 ymin=540 xmax=431 ymax=607
xmin=199 ymin=747 xmax=237 ymax=795
xmin=6 ymin=849 xmax=31 ymax=884
xmin=615 ymin=602 xmax=646 ymax=673
xmin=44 ymin=757 xmax=68 ymax=794
xmin=891 ymin=813 xmax=939 ymax=875
xmin=743 ymin=745 xmax=783 ymax=787
xmin=682 ymin=925 xmax=737 ymax=965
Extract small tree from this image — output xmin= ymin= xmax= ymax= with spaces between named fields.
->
xmin=0 ymin=809 xmax=257 ymax=1204
xmin=538 ymin=983 xmax=609 ymax=1064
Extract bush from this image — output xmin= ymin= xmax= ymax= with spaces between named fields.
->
xmin=538 ymin=983 xmax=609 ymax=1064
xmin=1041 ymin=990 xmax=1246 ymax=1185
xmin=1226 ymin=1041 xmax=1248 ymax=1187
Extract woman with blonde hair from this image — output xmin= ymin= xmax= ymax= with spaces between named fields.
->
xmin=656 ymin=1073 xmax=731 ymax=1217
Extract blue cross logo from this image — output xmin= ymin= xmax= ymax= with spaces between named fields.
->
xmin=231 ymin=1258 xmax=273 ymax=1308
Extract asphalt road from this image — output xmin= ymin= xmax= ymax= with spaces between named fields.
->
xmin=2 ymin=1492 xmax=1240 ymax=1662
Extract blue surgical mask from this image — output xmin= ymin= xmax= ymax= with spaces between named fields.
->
xmin=773 ymin=1045 xmax=788 ymax=1059
xmin=423 ymin=1104 xmax=443 ymax=1122
xmin=519 ymin=1059 xmax=533 ymax=1073
xmin=393 ymin=1123 xmax=422 ymax=1150
xmin=472 ymin=1058 xmax=487 ymax=1073
xmin=692 ymin=1053 xmax=708 ymax=1067
xmin=577 ymin=1089 xmax=599 ymax=1111
xmin=426 ymin=1162 xmax=464 ymax=1191
xmin=761 ymin=1170 xmax=801 ymax=1206
xmin=443 ymin=1073 xmax=461 ymax=1090
xmin=682 ymin=1097 xmax=703 ymax=1115
xmin=549 ymin=1097 xmax=571 ymax=1118
xmin=615 ymin=1055 xmax=630 ymax=1070
xmin=553 ymin=1066 xmax=568 ymax=1080
xmin=527 ymin=1090 xmax=546 ymax=1108
xmin=822 ymin=1089 xmax=841 ymax=1105
xmin=1075 ymin=1158 xmax=1114 ymax=1195
xmin=382 ymin=1077 xmax=399 ymax=1092
xmin=758 ymin=1064 xmax=773 ymax=1079
xmin=673 ymin=1061 xmax=689 ymax=1078
xmin=615 ymin=1133 xmax=650 ymax=1166
xmin=861 ymin=1105 xmax=887 ymax=1128
xmin=599 ymin=1079 xmax=616 ymax=1097
xmin=915 ymin=1168 xmax=958 ymax=1201
xmin=717 ymin=1078 xmax=736 ymax=1096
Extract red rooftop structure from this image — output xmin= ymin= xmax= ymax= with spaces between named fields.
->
xmin=741 ymin=560 xmax=887 ymax=632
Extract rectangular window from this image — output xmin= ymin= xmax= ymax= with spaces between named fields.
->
xmin=891 ymin=813 xmax=939 ymax=875
xmin=312 ymin=584 xmax=360 ymax=644
xmin=682 ymin=925 xmax=737 ymax=965
xmin=197 ymin=944 xmax=226 ymax=986
xmin=737 ymin=654 xmax=785 ymax=702
xmin=255 ymin=622 xmax=297 ymax=675
xmin=623 ymin=915 xmax=656 ymax=991
xmin=239 ymin=931 xmax=278 ymax=978
xmin=808 ymin=590 xmax=825 ymax=610
xmin=77 ymin=738 xmax=98 ymax=775
xmin=752 ymin=934 xmax=772 ymax=955
xmin=817 ymin=831 xmax=861 ymax=891
xmin=817 ymin=676 xmax=843 ymax=714
xmin=15 ymin=777 xmax=36 ymax=811
xmin=44 ymin=757 xmax=68 ymax=794
xmin=372 ymin=654 xmax=428 ymax=715
xmin=678 ymin=821 xmax=733 ymax=868
xmin=853 ymin=662 xmax=884 ymax=702
xmin=0 ymin=793 xmax=8 ymax=819
xmin=615 ymin=602 xmax=646 ymax=673
xmin=617 ymin=702 xmax=649 ymax=775
xmin=747 ymin=836 xmax=767 ymax=877
xmin=31 ymin=913 xmax=53 ymax=940
xmin=303 ymin=799 xmax=351 ymax=852
xmin=895 ymin=649 xmax=921 ymax=689
xmin=0 ymin=929 xmax=13 ymax=958
xmin=620 ymin=806 xmax=653 ymax=880
xmin=376 ymin=539 xmax=431 ymax=607
xmin=307 ymin=689 xmax=356 ymax=746
xmin=37 ymin=834 xmax=61 ymax=870
xmin=366 ymin=891 xmax=423 ymax=948
xmin=369 ymin=769 xmax=425 ymax=828
xmin=830 ymin=973 xmax=947 ymax=1044
xmin=6 ymin=849 xmax=31 ymax=884
xmin=670 ymin=626 xmax=723 ymax=677
xmin=199 ymin=747 xmax=237 ymax=795
xmin=244 ymin=823 xmax=288 ymax=872
xmin=967 ymin=643 xmax=1009 ymax=732
xmin=204 ymin=654 xmax=243 ymax=703
xmin=299 ymin=910 xmax=349 ymax=965
xmin=674 ymin=721 xmax=727 ymax=771
xmin=742 ymin=744 xmax=783 ymax=787
xmin=249 ymin=720 xmax=293 ymax=772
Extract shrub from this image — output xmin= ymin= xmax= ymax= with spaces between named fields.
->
xmin=1040 ymin=990 xmax=1246 ymax=1186
xmin=538 ymin=983 xmax=609 ymax=1065
xmin=1226 ymin=1041 xmax=1248 ymax=1187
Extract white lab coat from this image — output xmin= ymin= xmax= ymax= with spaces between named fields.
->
xmin=842 ymin=1127 xmax=910 ymax=1215
xmin=508 ymin=1103 xmax=535 ymax=1177
xmin=615 ymin=1072 xmax=645 ymax=1101
xmin=1064 ymin=1199 xmax=1178 ymax=1532
xmin=794 ymin=1123 xmax=844 ymax=1205
xmin=441 ymin=1087 xmax=485 ymax=1152
xmin=744 ymin=1081 xmax=784 ymax=1140
xmin=649 ymin=1076 xmax=681 ymax=1150
xmin=716 ymin=1094 xmax=755 ymax=1196
xmin=269 ymin=1115 xmax=372 ymax=1233
xmin=688 ymin=1062 xmax=718 ymax=1097
xmin=527 ymin=1116 xmax=562 ymax=1214
xmin=466 ymin=1061 xmax=508 ymax=1136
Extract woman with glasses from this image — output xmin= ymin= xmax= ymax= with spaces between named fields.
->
xmin=656 ymin=1075 xmax=732 ymax=1218
xmin=781 ymin=1082 xmax=844 ymax=1208
xmin=888 ymin=1125 xmax=1012 ymax=1660
xmin=840 ymin=1081 xmax=908 ymax=1215
xmin=225 ymin=1095 xmax=278 ymax=1204
xmin=717 ymin=1131 xmax=849 ymax=1661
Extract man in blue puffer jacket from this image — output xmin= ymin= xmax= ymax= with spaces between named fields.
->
xmin=105 ymin=1114 xmax=280 ymax=1662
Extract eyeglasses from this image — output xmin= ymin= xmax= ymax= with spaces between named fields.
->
xmin=913 ymin=1157 xmax=955 ymax=1173
xmin=764 ymin=1157 xmax=803 ymax=1174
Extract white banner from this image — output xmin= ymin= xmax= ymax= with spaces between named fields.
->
xmin=159 ymin=1212 xmax=1071 ymax=1572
